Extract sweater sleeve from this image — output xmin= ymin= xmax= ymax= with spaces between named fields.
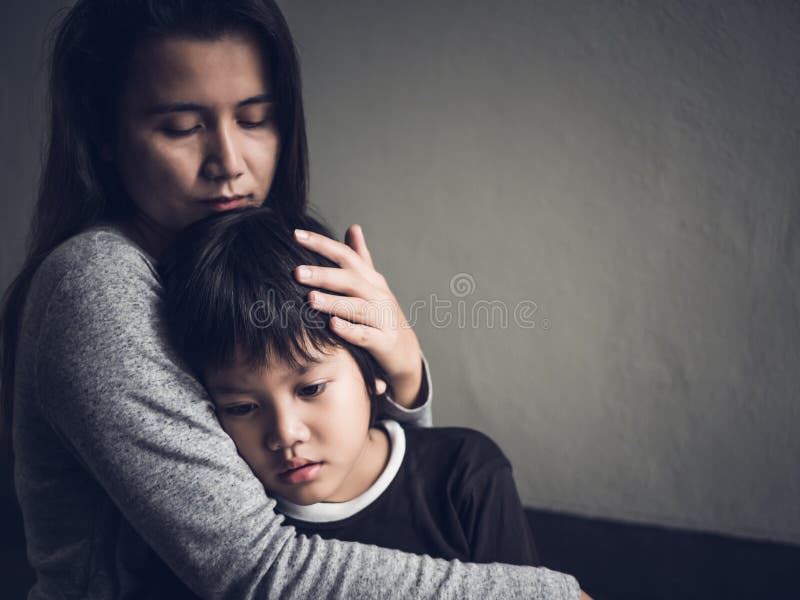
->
xmin=31 ymin=231 xmax=579 ymax=599
xmin=377 ymin=354 xmax=434 ymax=427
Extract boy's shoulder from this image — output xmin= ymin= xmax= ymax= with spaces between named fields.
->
xmin=400 ymin=424 xmax=511 ymax=483
xmin=402 ymin=424 xmax=505 ymax=454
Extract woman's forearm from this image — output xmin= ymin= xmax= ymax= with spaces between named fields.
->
xmin=377 ymin=354 xmax=434 ymax=427
xmin=18 ymin=229 xmax=578 ymax=598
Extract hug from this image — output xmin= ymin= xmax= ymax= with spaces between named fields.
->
xmin=1 ymin=0 xmax=592 ymax=597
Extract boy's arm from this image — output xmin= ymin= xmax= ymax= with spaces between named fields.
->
xmin=460 ymin=458 xmax=541 ymax=566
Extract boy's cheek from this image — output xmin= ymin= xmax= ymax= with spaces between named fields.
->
xmin=215 ymin=417 xmax=254 ymax=452
xmin=215 ymin=412 xmax=229 ymax=430
xmin=221 ymin=422 xmax=254 ymax=447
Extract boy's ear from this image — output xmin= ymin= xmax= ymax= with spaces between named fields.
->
xmin=374 ymin=378 xmax=387 ymax=395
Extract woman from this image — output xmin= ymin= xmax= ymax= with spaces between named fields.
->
xmin=1 ymin=1 xmax=587 ymax=598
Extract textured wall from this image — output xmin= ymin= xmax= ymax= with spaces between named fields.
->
xmin=2 ymin=1 xmax=798 ymax=546
xmin=0 ymin=0 xmax=54 ymax=294
xmin=277 ymin=0 xmax=800 ymax=545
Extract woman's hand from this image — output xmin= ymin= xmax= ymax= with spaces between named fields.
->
xmin=293 ymin=224 xmax=424 ymax=409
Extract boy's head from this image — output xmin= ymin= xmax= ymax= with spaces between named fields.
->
xmin=159 ymin=207 xmax=389 ymax=504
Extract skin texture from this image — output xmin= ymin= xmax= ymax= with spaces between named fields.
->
xmin=109 ymin=31 xmax=424 ymax=408
xmin=206 ymin=346 xmax=390 ymax=505
xmin=114 ymin=31 xmax=279 ymax=235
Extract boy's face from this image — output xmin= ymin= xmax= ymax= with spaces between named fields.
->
xmin=205 ymin=345 xmax=378 ymax=505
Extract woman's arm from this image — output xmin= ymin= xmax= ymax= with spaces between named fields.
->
xmin=25 ymin=230 xmax=580 ymax=599
xmin=377 ymin=353 xmax=433 ymax=427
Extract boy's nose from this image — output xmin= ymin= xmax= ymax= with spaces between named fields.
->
xmin=265 ymin=408 xmax=310 ymax=453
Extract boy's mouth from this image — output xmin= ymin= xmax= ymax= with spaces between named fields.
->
xmin=278 ymin=461 xmax=323 ymax=484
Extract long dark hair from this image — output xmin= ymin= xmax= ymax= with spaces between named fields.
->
xmin=0 ymin=0 xmax=309 ymax=431
xmin=159 ymin=207 xmax=389 ymax=425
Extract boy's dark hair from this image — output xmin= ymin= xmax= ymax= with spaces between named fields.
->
xmin=158 ymin=207 xmax=388 ymax=424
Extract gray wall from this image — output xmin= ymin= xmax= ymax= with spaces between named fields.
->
xmin=0 ymin=1 xmax=54 ymax=292
xmin=278 ymin=0 xmax=800 ymax=545
xmin=2 ymin=1 xmax=798 ymax=546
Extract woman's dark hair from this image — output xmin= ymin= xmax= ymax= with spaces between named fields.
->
xmin=1 ymin=0 xmax=308 ymax=429
xmin=158 ymin=207 xmax=389 ymax=425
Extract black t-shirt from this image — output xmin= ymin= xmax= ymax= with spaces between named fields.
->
xmin=280 ymin=425 xmax=540 ymax=566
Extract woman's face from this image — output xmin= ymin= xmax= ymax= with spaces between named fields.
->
xmin=113 ymin=31 xmax=280 ymax=231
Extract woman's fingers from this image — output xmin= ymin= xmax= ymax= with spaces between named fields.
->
xmin=295 ymin=265 xmax=375 ymax=298
xmin=344 ymin=224 xmax=375 ymax=269
xmin=309 ymin=291 xmax=398 ymax=329
xmin=294 ymin=228 xmax=385 ymax=288
xmin=328 ymin=317 xmax=381 ymax=350
xmin=293 ymin=225 xmax=424 ymax=408
xmin=294 ymin=229 xmax=362 ymax=271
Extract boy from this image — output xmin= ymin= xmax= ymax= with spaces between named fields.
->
xmin=158 ymin=207 xmax=539 ymax=566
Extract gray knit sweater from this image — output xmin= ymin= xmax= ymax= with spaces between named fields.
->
xmin=12 ymin=225 xmax=580 ymax=599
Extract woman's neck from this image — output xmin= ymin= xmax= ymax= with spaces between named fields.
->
xmin=117 ymin=211 xmax=177 ymax=261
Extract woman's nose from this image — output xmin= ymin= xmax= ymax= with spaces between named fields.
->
xmin=201 ymin=121 xmax=244 ymax=182
xmin=265 ymin=405 xmax=310 ymax=453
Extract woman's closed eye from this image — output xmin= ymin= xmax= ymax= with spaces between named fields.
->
xmin=221 ymin=403 xmax=258 ymax=416
xmin=238 ymin=117 xmax=272 ymax=129
xmin=238 ymin=105 xmax=275 ymax=129
xmin=159 ymin=116 xmax=272 ymax=137
xmin=160 ymin=122 xmax=202 ymax=137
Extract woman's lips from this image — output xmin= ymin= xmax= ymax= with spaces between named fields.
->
xmin=198 ymin=195 xmax=251 ymax=211
xmin=278 ymin=462 xmax=323 ymax=484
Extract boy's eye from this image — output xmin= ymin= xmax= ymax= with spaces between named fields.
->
xmin=298 ymin=383 xmax=326 ymax=398
xmin=222 ymin=403 xmax=258 ymax=416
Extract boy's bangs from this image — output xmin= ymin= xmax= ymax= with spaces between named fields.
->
xmin=235 ymin=317 xmax=344 ymax=373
